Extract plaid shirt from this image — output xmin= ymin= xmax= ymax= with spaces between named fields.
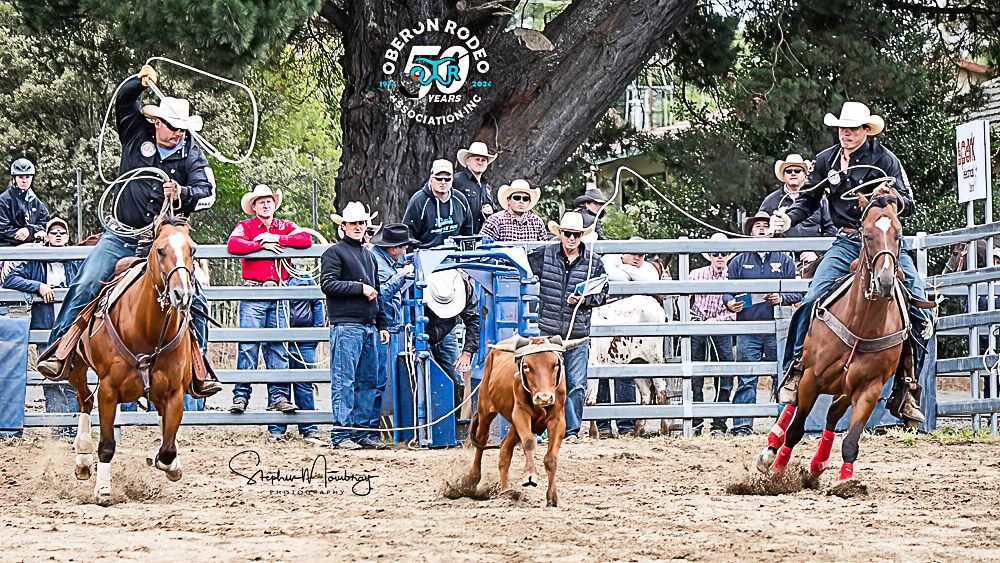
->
xmin=689 ymin=265 xmax=735 ymax=322
xmin=479 ymin=210 xmax=548 ymax=242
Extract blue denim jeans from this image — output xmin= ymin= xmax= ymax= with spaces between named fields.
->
xmin=48 ymin=231 xmax=138 ymax=347
xmin=783 ymin=234 xmax=928 ymax=372
xmin=596 ymin=378 xmax=635 ymax=434
xmin=431 ymin=327 xmax=463 ymax=406
xmin=233 ymin=300 xmax=290 ymax=415
xmin=562 ymin=341 xmax=590 ymax=438
xmin=329 ymin=323 xmax=379 ymax=445
xmin=269 ymin=342 xmax=318 ymax=436
xmin=691 ymin=334 xmax=734 ymax=431
xmin=733 ymin=334 xmax=777 ymax=432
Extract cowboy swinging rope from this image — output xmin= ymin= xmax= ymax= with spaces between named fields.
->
xmin=96 ymin=56 xmax=260 ymax=238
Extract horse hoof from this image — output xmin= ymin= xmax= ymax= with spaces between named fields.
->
xmin=165 ymin=469 xmax=183 ymax=482
xmin=810 ymin=462 xmax=828 ymax=478
xmin=522 ymin=474 xmax=538 ymax=488
xmin=94 ymin=486 xmax=111 ymax=499
xmin=75 ymin=454 xmax=93 ymax=480
xmin=756 ymin=447 xmax=776 ymax=474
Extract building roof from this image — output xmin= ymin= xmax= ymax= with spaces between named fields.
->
xmin=968 ymin=76 xmax=1000 ymax=125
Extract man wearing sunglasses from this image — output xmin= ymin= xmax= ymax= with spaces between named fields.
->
xmin=479 ymin=179 xmax=548 ymax=242
xmin=38 ymin=64 xmax=220 ymax=397
xmin=4 ymin=217 xmax=83 ymax=438
xmin=758 ymin=154 xmax=835 ymax=238
xmin=403 ymin=159 xmax=474 ymax=248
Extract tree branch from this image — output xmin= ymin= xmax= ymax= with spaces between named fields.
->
xmin=319 ymin=0 xmax=351 ymax=33
xmin=879 ymin=0 xmax=1000 ymax=17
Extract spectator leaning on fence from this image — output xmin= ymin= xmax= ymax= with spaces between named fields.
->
xmin=37 ymin=65 xmax=221 ymax=398
xmin=322 ymin=202 xmax=389 ymax=451
xmin=528 ymin=211 xmax=608 ymax=443
xmin=371 ymin=223 xmax=417 ymax=424
xmin=479 ymin=179 xmax=548 ymax=242
xmin=723 ymin=212 xmax=800 ymax=436
xmin=403 ymin=159 xmax=474 ymax=248
xmin=688 ymin=233 xmax=737 ymax=436
xmin=758 ymin=154 xmax=836 ymax=238
xmin=227 ymin=184 xmax=313 ymax=425
xmin=0 ymin=158 xmax=50 ymax=247
xmin=454 ymin=141 xmax=498 ymax=233
xmin=3 ymin=217 xmax=81 ymax=438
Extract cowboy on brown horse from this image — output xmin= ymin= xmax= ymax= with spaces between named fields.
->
xmin=770 ymin=101 xmax=931 ymax=424
xmin=36 ymin=64 xmax=220 ymax=397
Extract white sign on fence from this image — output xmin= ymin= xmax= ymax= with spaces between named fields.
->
xmin=956 ymin=119 xmax=991 ymax=203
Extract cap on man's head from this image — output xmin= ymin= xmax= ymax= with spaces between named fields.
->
xmin=45 ymin=217 xmax=69 ymax=233
xmin=429 ymin=159 xmax=454 ymax=177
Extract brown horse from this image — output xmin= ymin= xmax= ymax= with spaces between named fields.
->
xmin=67 ymin=217 xmax=198 ymax=498
xmin=757 ymin=194 xmax=908 ymax=484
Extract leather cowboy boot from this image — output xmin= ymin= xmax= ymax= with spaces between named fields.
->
xmin=37 ymin=358 xmax=65 ymax=380
xmin=777 ymin=361 xmax=804 ymax=405
xmin=192 ymin=378 xmax=222 ymax=397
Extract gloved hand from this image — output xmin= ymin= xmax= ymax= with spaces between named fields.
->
xmin=139 ymin=64 xmax=159 ymax=87
xmin=767 ymin=209 xmax=791 ymax=237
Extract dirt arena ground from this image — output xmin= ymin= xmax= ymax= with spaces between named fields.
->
xmin=1 ymin=427 xmax=998 ymax=562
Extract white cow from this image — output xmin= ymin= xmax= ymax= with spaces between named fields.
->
xmin=586 ymin=294 xmax=677 ymax=436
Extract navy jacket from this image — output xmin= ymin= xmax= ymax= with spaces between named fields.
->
xmin=3 ymin=257 xmax=82 ymax=329
xmin=320 ymin=237 xmax=387 ymax=329
xmin=114 ymin=77 xmax=216 ymax=228
xmin=528 ymin=243 xmax=608 ymax=338
xmin=759 ymin=187 xmax=836 ymax=237
xmin=0 ymin=187 xmax=50 ymax=246
xmin=723 ymin=251 xmax=800 ymax=321
xmin=286 ymin=275 xmax=324 ymax=329
xmin=402 ymin=185 xmax=474 ymax=248
xmin=786 ymin=139 xmax=913 ymax=231
xmin=453 ymin=169 xmax=495 ymax=233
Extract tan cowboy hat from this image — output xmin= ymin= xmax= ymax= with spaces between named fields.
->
xmin=774 ymin=154 xmax=813 ymax=182
xmin=240 ymin=184 xmax=283 ymax=215
xmin=330 ymin=201 xmax=378 ymax=225
xmin=823 ymin=101 xmax=884 ymax=135
xmin=742 ymin=211 xmax=771 ymax=235
xmin=548 ymin=211 xmax=596 ymax=237
xmin=425 ymin=270 xmax=467 ymax=319
xmin=498 ymin=179 xmax=540 ymax=211
xmin=456 ymin=141 xmax=497 ymax=166
xmin=701 ymin=232 xmax=734 ymax=261
xmin=141 ymin=97 xmax=204 ymax=132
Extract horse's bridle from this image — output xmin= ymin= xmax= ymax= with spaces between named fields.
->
xmin=153 ymin=261 xmax=195 ymax=312
xmin=859 ymin=198 xmax=902 ymax=301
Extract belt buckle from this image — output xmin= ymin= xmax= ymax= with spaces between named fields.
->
xmin=263 ymin=281 xmax=278 ymax=288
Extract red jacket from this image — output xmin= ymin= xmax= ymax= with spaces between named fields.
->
xmin=227 ymin=217 xmax=312 ymax=282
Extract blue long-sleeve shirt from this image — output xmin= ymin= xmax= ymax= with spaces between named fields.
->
xmin=723 ymin=251 xmax=800 ymax=321
xmin=372 ymin=246 xmax=409 ymax=330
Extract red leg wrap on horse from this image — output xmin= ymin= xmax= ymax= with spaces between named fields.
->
xmin=810 ymin=430 xmax=835 ymax=475
xmin=767 ymin=404 xmax=796 ymax=450
xmin=771 ymin=445 xmax=793 ymax=473
xmin=839 ymin=462 xmax=854 ymax=481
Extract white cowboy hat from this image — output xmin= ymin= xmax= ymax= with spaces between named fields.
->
xmin=497 ymin=179 xmax=540 ymax=211
xmin=823 ymin=101 xmax=884 ymax=135
xmin=548 ymin=211 xmax=596 ymax=237
xmin=425 ymin=270 xmax=466 ymax=319
xmin=456 ymin=141 xmax=497 ymax=166
xmin=701 ymin=232 xmax=734 ymax=261
xmin=774 ymin=154 xmax=813 ymax=182
xmin=240 ymin=184 xmax=283 ymax=215
xmin=330 ymin=201 xmax=378 ymax=225
xmin=141 ymin=97 xmax=204 ymax=132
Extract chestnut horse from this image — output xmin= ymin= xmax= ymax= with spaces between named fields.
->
xmin=67 ymin=217 xmax=198 ymax=498
xmin=758 ymin=194 xmax=908 ymax=484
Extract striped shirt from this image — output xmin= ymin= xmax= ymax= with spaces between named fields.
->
xmin=689 ymin=265 xmax=735 ymax=322
xmin=479 ymin=210 xmax=548 ymax=242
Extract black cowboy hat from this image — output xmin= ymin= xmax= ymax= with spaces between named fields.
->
xmin=371 ymin=223 xmax=419 ymax=248
xmin=573 ymin=186 xmax=608 ymax=207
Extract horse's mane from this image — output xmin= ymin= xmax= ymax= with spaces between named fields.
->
xmin=155 ymin=215 xmax=191 ymax=235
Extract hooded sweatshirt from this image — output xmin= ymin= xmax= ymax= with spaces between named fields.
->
xmin=402 ymin=183 xmax=474 ymax=248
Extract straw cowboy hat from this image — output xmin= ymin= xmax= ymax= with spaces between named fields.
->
xmin=774 ymin=154 xmax=813 ymax=182
xmin=548 ymin=211 xmax=596 ymax=238
xmin=240 ymin=184 xmax=283 ymax=215
xmin=573 ymin=184 xmax=608 ymax=207
xmin=425 ymin=270 xmax=467 ymax=319
xmin=701 ymin=232 xmax=734 ymax=261
xmin=497 ymin=179 xmax=540 ymax=211
xmin=823 ymin=101 xmax=884 ymax=135
xmin=141 ymin=97 xmax=204 ymax=132
xmin=330 ymin=201 xmax=378 ymax=225
xmin=456 ymin=141 xmax=497 ymax=167
xmin=742 ymin=211 xmax=772 ymax=235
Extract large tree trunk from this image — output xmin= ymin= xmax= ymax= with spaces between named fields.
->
xmin=326 ymin=0 xmax=697 ymax=221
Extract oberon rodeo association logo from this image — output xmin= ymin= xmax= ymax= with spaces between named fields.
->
xmin=378 ymin=18 xmax=492 ymax=125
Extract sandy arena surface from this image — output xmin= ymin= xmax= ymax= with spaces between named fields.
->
xmin=1 ymin=427 xmax=999 ymax=562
